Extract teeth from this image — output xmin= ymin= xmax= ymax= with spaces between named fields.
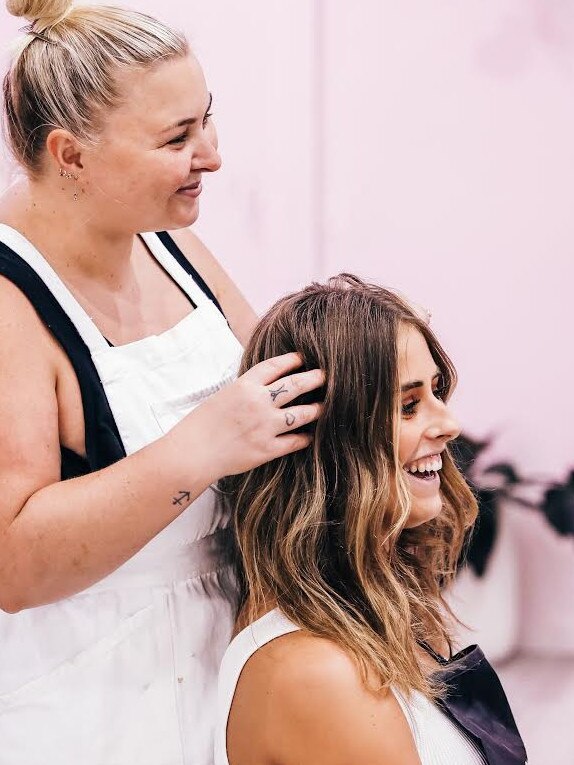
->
xmin=404 ymin=454 xmax=442 ymax=473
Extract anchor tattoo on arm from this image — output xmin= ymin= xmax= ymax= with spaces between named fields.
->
xmin=172 ymin=490 xmax=191 ymax=506
xmin=269 ymin=383 xmax=289 ymax=403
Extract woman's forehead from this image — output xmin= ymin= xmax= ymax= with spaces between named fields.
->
xmin=398 ymin=325 xmax=436 ymax=383
xmin=106 ymin=55 xmax=208 ymax=132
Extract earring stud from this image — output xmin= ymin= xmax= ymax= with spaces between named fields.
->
xmin=59 ymin=167 xmax=78 ymax=181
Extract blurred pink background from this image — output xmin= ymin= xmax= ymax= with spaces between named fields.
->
xmin=1 ymin=4 xmax=573 ymax=762
xmin=1 ymin=0 xmax=572 ymax=480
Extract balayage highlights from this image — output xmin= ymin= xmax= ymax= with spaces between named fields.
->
xmin=4 ymin=0 xmax=188 ymax=174
xmin=223 ymin=274 xmax=478 ymax=699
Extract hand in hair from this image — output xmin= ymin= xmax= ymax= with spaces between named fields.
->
xmin=169 ymin=353 xmax=324 ymax=482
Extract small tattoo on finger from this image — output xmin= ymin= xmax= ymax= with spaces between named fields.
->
xmin=285 ymin=412 xmax=295 ymax=427
xmin=270 ymin=383 xmax=289 ymax=402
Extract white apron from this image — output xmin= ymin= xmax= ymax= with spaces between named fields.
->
xmin=0 ymin=225 xmax=243 ymax=765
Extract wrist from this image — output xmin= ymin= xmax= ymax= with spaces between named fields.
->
xmin=161 ymin=412 xmax=220 ymax=489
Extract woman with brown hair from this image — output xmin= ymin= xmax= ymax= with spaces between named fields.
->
xmin=0 ymin=1 xmax=322 ymax=762
xmin=217 ymin=275 xmax=527 ymax=765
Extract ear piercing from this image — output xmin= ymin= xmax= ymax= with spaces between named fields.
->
xmin=59 ymin=167 xmax=80 ymax=201
xmin=59 ymin=167 xmax=78 ymax=180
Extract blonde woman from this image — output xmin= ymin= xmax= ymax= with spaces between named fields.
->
xmin=0 ymin=2 xmax=323 ymax=763
xmin=218 ymin=276 xmax=527 ymax=765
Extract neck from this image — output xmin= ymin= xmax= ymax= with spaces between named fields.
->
xmin=0 ymin=176 xmax=136 ymax=286
xmin=235 ymin=592 xmax=278 ymax=633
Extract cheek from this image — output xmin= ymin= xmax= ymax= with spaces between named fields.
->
xmin=398 ymin=422 xmax=418 ymax=466
xmin=126 ymin=152 xmax=191 ymax=199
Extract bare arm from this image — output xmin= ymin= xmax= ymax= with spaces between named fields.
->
xmin=171 ymin=227 xmax=258 ymax=345
xmin=227 ymin=632 xmax=422 ymax=765
xmin=0 ymin=279 xmax=322 ymax=612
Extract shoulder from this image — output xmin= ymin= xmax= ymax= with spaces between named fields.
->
xmin=0 ymin=274 xmax=59 ymax=401
xmin=168 ymin=227 xmax=220 ymax=287
xmin=237 ymin=628 xmax=361 ymax=704
xmin=168 ymin=228 xmax=257 ymax=345
xmin=0 ymin=277 xmax=60 ymax=504
xmin=0 ymin=274 xmax=57 ymax=353
xmin=0 ymin=276 xmax=60 ymax=428
xmin=167 ymin=227 xmax=236 ymax=307
xmin=227 ymin=629 xmax=421 ymax=765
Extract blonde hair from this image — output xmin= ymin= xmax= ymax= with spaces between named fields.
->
xmin=222 ymin=275 xmax=478 ymax=699
xmin=3 ymin=1 xmax=188 ymax=173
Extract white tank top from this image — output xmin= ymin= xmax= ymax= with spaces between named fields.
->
xmin=215 ymin=609 xmax=486 ymax=765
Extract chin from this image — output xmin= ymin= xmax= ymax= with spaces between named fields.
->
xmin=175 ymin=208 xmax=200 ymax=229
xmin=155 ymin=207 xmax=199 ymax=233
xmin=405 ymin=497 xmax=443 ymax=528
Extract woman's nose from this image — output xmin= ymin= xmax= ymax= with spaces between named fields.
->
xmin=194 ymin=128 xmax=222 ymax=173
xmin=201 ymin=142 xmax=222 ymax=173
xmin=427 ymin=404 xmax=461 ymax=443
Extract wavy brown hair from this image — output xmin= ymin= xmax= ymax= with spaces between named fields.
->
xmin=222 ymin=274 xmax=478 ymax=698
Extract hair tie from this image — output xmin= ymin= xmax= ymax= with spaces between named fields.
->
xmin=19 ymin=2 xmax=74 ymax=41
xmin=19 ymin=23 xmax=57 ymax=44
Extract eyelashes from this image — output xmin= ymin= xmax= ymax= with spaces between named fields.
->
xmin=166 ymin=111 xmax=214 ymax=146
xmin=168 ymin=133 xmax=188 ymax=145
xmin=401 ymin=384 xmax=450 ymax=417
xmin=433 ymin=384 xmax=449 ymax=402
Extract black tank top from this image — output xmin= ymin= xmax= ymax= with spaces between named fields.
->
xmin=0 ymin=231 xmax=225 ymax=480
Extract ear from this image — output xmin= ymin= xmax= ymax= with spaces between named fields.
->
xmin=45 ymin=128 xmax=85 ymax=176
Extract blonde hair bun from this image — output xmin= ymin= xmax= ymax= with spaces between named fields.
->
xmin=6 ymin=0 xmax=73 ymax=25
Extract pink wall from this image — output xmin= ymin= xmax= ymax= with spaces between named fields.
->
xmin=1 ymin=1 xmax=572 ymax=478
xmin=319 ymin=1 xmax=574 ymax=479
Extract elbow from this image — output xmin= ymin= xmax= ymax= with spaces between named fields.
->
xmin=0 ymin=593 xmax=25 ymax=614
xmin=0 ymin=535 xmax=39 ymax=613
xmin=0 ymin=578 xmax=29 ymax=613
xmin=0 ymin=571 xmax=32 ymax=613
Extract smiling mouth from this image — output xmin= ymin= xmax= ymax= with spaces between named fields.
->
xmin=407 ymin=470 xmax=439 ymax=482
xmin=179 ymin=181 xmax=201 ymax=191
xmin=403 ymin=453 xmax=442 ymax=482
xmin=176 ymin=181 xmax=202 ymax=198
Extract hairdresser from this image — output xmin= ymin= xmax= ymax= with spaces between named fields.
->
xmin=0 ymin=2 xmax=322 ymax=762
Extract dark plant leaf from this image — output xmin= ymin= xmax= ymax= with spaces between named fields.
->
xmin=482 ymin=463 xmax=521 ymax=486
xmin=461 ymin=490 xmax=498 ymax=577
xmin=541 ymin=485 xmax=574 ymax=536
xmin=450 ymin=434 xmax=490 ymax=482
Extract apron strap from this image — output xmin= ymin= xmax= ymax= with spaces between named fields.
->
xmin=0 ymin=226 xmax=222 ymax=355
xmin=0 ymin=224 xmax=109 ymax=354
xmin=417 ymin=640 xmax=451 ymax=665
xmin=139 ymin=231 xmax=214 ymax=308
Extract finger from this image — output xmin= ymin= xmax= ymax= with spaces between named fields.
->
xmin=271 ymin=432 xmax=314 ymax=458
xmin=242 ymin=353 xmax=304 ymax=386
xmin=275 ymin=403 xmax=323 ymax=434
xmin=266 ymin=369 xmax=325 ymax=408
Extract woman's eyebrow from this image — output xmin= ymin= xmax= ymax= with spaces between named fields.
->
xmin=401 ymin=371 xmax=441 ymax=393
xmin=160 ymin=93 xmax=213 ymax=134
xmin=401 ymin=380 xmax=423 ymax=393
